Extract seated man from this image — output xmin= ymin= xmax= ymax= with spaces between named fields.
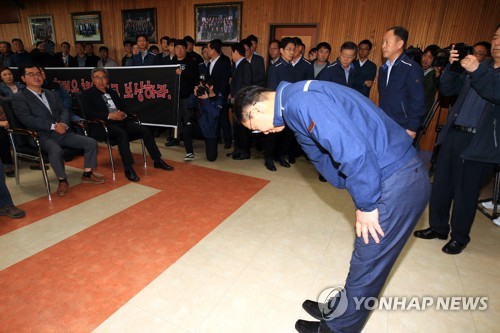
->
xmin=12 ymin=64 xmax=104 ymax=197
xmin=82 ymin=67 xmax=174 ymax=182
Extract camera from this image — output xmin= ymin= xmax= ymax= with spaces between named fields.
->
xmin=199 ymin=74 xmax=206 ymax=85
xmin=197 ymin=84 xmax=209 ymax=96
xmin=441 ymin=43 xmax=474 ymax=72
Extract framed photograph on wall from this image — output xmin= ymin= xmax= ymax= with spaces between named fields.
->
xmin=71 ymin=11 xmax=103 ymax=43
xmin=28 ymin=15 xmax=56 ymax=45
xmin=122 ymin=8 xmax=157 ymax=43
xmin=194 ymin=2 xmax=242 ymax=45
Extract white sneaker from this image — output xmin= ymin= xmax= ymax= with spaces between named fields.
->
xmin=493 ymin=217 xmax=500 ymax=227
xmin=184 ymin=153 xmax=195 ymax=161
xmin=481 ymin=201 xmax=495 ymax=210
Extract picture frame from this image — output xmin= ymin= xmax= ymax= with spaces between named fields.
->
xmin=122 ymin=8 xmax=157 ymax=43
xmin=194 ymin=2 xmax=242 ymax=45
xmin=71 ymin=11 xmax=103 ymax=43
xmin=28 ymin=15 xmax=56 ymax=46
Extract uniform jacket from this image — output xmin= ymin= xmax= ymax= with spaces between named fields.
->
xmin=132 ymin=51 xmax=159 ymax=66
xmin=267 ymin=57 xmax=294 ymax=90
xmin=439 ymin=59 xmax=500 ymax=164
xmin=353 ymin=59 xmax=377 ymax=97
xmin=292 ymin=57 xmax=314 ymax=82
xmin=317 ymin=59 xmax=355 ymax=87
xmin=378 ymin=53 xmax=425 ymax=132
xmin=274 ymin=80 xmax=415 ymax=211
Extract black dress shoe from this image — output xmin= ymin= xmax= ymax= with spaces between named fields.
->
xmin=318 ymin=174 xmax=327 ymax=182
xmin=295 ymin=320 xmax=335 ymax=333
xmin=289 ymin=156 xmax=296 ymax=164
xmin=442 ymin=239 xmax=467 ymax=255
xmin=233 ymin=154 xmax=250 ymax=160
xmin=154 ymin=160 xmax=174 ymax=171
xmin=413 ymin=227 xmax=447 ymax=240
xmin=125 ymin=169 xmax=140 ymax=182
xmin=265 ymin=161 xmax=277 ymax=171
xmin=278 ymin=156 xmax=290 ymax=168
xmin=302 ymin=300 xmax=324 ymax=320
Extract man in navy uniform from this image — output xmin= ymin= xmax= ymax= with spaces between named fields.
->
xmin=233 ymin=80 xmax=430 ymax=333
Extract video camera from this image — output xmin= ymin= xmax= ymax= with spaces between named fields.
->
xmin=440 ymin=43 xmax=474 ymax=72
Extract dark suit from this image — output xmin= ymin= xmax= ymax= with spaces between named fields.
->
xmin=81 ymin=86 xmax=162 ymax=167
xmin=54 ymin=52 xmax=75 ymax=67
xmin=231 ymin=58 xmax=254 ymax=156
xmin=248 ymin=54 xmax=265 ymax=87
xmin=69 ymin=55 xmax=95 ymax=67
xmin=208 ymin=53 xmax=232 ymax=146
xmin=12 ymin=88 xmax=98 ymax=179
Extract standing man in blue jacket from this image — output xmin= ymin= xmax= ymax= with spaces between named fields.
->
xmin=414 ymin=24 xmax=500 ymax=254
xmin=233 ymin=80 xmax=431 ymax=333
xmin=378 ymin=26 xmax=425 ymax=139
xmin=353 ymin=40 xmax=377 ymax=98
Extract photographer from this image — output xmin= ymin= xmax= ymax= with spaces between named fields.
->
xmin=414 ymin=24 xmax=500 ymax=254
xmin=183 ymin=82 xmax=223 ymax=162
xmin=420 ymin=44 xmax=442 ymax=116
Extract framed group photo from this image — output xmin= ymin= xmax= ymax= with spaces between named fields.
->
xmin=71 ymin=11 xmax=103 ymax=43
xmin=122 ymin=8 xmax=157 ymax=43
xmin=194 ymin=2 xmax=242 ymax=45
xmin=28 ymin=15 xmax=56 ymax=45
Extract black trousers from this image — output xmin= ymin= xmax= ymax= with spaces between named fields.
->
xmin=219 ymin=103 xmax=232 ymax=146
xmin=0 ymin=127 xmax=13 ymax=166
xmin=232 ymin=120 xmax=251 ymax=156
xmin=429 ymin=128 xmax=495 ymax=244
xmin=108 ymin=119 xmax=161 ymax=167
xmin=261 ymin=128 xmax=294 ymax=162
xmin=183 ymin=123 xmax=218 ymax=162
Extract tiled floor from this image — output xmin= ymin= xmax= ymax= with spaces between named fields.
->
xmin=1 ymin=139 xmax=499 ymax=333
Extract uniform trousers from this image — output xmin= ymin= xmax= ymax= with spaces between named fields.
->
xmin=429 ymin=128 xmax=495 ymax=245
xmin=327 ymin=156 xmax=431 ymax=333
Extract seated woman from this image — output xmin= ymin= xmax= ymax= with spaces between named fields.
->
xmin=0 ymin=66 xmax=25 ymax=177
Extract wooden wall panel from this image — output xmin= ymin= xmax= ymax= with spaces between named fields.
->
xmin=0 ymin=0 xmax=499 ymax=150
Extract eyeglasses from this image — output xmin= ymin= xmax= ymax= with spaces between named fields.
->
xmin=24 ymin=72 xmax=42 ymax=78
xmin=473 ymin=52 xmax=486 ymax=57
xmin=283 ymin=48 xmax=296 ymax=53
xmin=248 ymin=110 xmax=261 ymax=133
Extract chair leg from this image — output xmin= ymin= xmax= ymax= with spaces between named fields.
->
xmin=38 ymin=150 xmax=52 ymax=201
xmin=492 ymin=171 xmax=500 ymax=217
xmin=141 ymin=139 xmax=147 ymax=167
xmin=106 ymin=141 xmax=116 ymax=181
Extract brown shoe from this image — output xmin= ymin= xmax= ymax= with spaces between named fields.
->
xmin=81 ymin=173 xmax=105 ymax=184
xmin=57 ymin=181 xmax=69 ymax=197
xmin=0 ymin=204 xmax=26 ymax=218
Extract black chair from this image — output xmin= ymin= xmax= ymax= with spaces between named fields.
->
xmin=2 ymin=97 xmax=85 ymax=201
xmin=74 ymin=92 xmax=147 ymax=180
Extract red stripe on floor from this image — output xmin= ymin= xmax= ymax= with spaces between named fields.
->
xmin=0 ymin=155 xmax=268 ymax=332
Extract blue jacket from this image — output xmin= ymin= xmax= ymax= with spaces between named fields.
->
xmin=267 ymin=57 xmax=294 ymax=90
xmin=439 ymin=59 xmax=500 ymax=164
xmin=274 ymin=80 xmax=415 ymax=211
xmin=188 ymin=94 xmax=223 ymax=139
xmin=378 ymin=53 xmax=425 ymax=132
xmin=132 ymin=51 xmax=159 ymax=66
xmin=316 ymin=59 xmax=355 ymax=87
xmin=353 ymin=59 xmax=377 ymax=97
xmin=292 ymin=57 xmax=314 ymax=82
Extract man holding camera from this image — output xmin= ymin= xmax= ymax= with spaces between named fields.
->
xmin=183 ymin=82 xmax=223 ymax=162
xmin=414 ymin=24 xmax=500 ymax=254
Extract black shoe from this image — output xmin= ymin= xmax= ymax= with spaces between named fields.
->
xmin=295 ymin=320 xmax=335 ymax=333
xmin=318 ymin=174 xmax=327 ymax=182
xmin=165 ymin=139 xmax=180 ymax=147
xmin=442 ymin=239 xmax=467 ymax=255
xmin=289 ymin=156 xmax=296 ymax=164
xmin=413 ymin=227 xmax=447 ymax=240
xmin=125 ymin=169 xmax=140 ymax=182
xmin=278 ymin=157 xmax=290 ymax=168
xmin=154 ymin=160 xmax=174 ymax=171
xmin=4 ymin=169 xmax=15 ymax=178
xmin=233 ymin=154 xmax=250 ymax=160
xmin=265 ymin=161 xmax=277 ymax=171
xmin=224 ymin=143 xmax=232 ymax=149
xmin=302 ymin=300 xmax=323 ymax=320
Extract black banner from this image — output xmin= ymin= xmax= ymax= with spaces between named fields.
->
xmin=44 ymin=66 xmax=180 ymax=127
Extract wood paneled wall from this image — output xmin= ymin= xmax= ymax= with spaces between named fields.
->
xmin=1 ymin=0 xmax=499 ymax=150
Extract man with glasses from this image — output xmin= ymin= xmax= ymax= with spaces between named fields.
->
xmin=353 ymin=40 xmax=377 ymax=98
xmin=232 ymin=81 xmax=430 ymax=333
xmin=12 ymin=64 xmax=104 ymax=197
xmin=82 ymin=67 xmax=174 ymax=182
xmin=472 ymin=41 xmax=491 ymax=62
xmin=317 ymin=41 xmax=358 ymax=87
